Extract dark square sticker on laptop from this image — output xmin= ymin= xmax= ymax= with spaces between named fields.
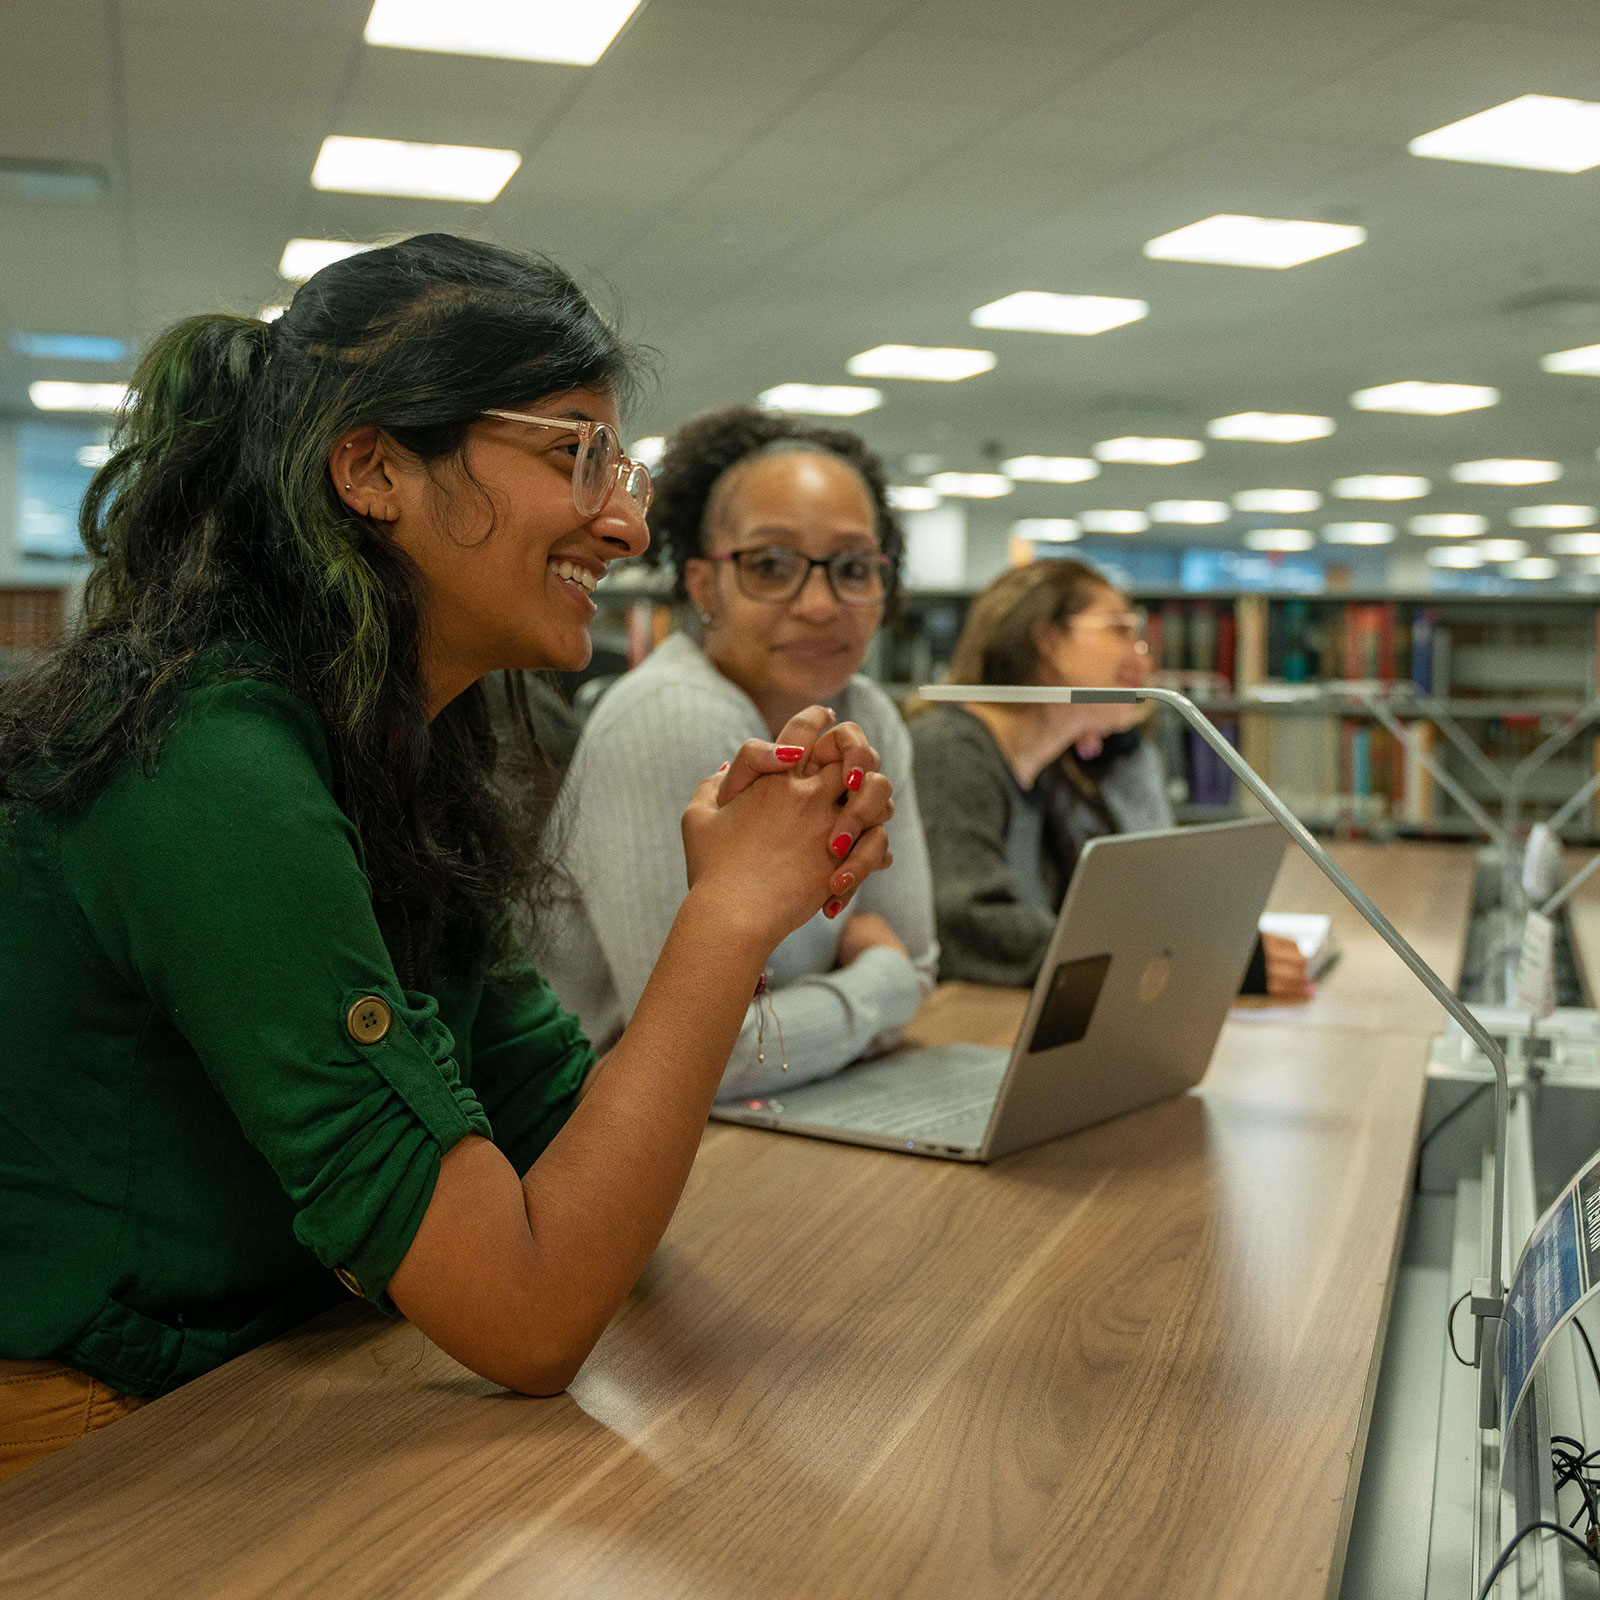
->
xmin=1026 ymin=954 xmax=1113 ymax=1054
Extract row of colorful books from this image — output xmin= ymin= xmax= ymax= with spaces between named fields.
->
xmin=1151 ymin=598 xmax=1442 ymax=692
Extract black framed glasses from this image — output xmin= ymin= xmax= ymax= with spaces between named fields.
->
xmin=708 ymin=546 xmax=894 ymax=607
xmin=482 ymin=409 xmax=654 ymax=518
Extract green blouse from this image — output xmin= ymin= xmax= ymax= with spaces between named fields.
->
xmin=0 ymin=675 xmax=594 ymax=1398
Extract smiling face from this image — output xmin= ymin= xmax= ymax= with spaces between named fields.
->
xmin=333 ymin=384 xmax=649 ymax=716
xmin=684 ymin=450 xmax=885 ymax=733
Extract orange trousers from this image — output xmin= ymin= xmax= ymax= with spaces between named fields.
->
xmin=0 ymin=1358 xmax=145 ymax=1484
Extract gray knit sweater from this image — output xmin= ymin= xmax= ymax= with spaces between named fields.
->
xmin=530 ymin=635 xmax=939 ymax=1100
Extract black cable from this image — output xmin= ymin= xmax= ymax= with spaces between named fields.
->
xmin=1551 ymin=1436 xmax=1600 ymax=1530
xmin=1418 ymin=1081 xmax=1491 ymax=1160
xmin=1448 ymin=1290 xmax=1474 ymax=1367
xmin=1476 ymin=1519 xmax=1597 ymax=1598
xmin=1574 ymin=1317 xmax=1600 ymax=1398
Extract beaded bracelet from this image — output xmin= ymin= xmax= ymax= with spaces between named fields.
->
xmin=754 ymin=970 xmax=788 ymax=1074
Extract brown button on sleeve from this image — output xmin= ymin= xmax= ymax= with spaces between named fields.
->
xmin=345 ymin=996 xmax=392 ymax=1045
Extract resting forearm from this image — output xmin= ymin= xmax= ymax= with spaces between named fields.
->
xmin=511 ymin=885 xmax=771 ymax=1372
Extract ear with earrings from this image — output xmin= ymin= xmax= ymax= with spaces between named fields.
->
xmin=343 ymin=442 xmax=353 ymax=492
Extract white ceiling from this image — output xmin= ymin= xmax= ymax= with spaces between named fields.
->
xmin=5 ymin=0 xmax=1600 ymax=555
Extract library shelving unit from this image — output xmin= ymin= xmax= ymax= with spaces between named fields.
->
xmin=16 ymin=566 xmax=1593 ymax=846
xmin=873 ymin=588 xmax=1600 ymax=843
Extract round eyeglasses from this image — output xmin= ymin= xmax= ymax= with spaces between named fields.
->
xmin=482 ymin=409 xmax=654 ymax=518
xmin=707 ymin=546 xmax=893 ymax=607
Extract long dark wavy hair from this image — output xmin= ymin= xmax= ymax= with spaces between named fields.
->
xmin=645 ymin=405 xmax=904 ymax=596
xmin=0 ymin=232 xmax=639 ymax=984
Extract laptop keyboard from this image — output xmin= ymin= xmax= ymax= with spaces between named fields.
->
xmin=764 ymin=1044 xmax=1009 ymax=1145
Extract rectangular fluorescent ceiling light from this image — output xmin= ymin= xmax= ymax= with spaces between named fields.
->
xmin=10 ymin=332 xmax=127 ymax=362
xmin=1550 ymin=532 xmax=1600 ymax=554
xmin=76 ymin=443 xmax=113 ymax=469
xmin=364 ymin=0 xmax=642 ymax=64
xmin=846 ymin=345 xmax=995 ymax=382
xmin=279 ymin=238 xmax=375 ymax=280
xmin=1080 ymin=509 xmax=1149 ymax=533
xmin=1350 ymin=381 xmax=1498 ymax=414
xmin=927 ymin=471 xmax=1011 ymax=499
xmin=1093 ymin=436 xmax=1203 ymax=465
xmin=970 ymin=291 xmax=1147 ymax=335
xmin=758 ymin=384 xmax=881 ymax=416
xmin=311 ymin=135 xmax=520 ymax=201
xmin=1245 ymin=528 xmax=1315 ymax=551
xmin=1410 ymin=95 xmax=1600 ymax=173
xmin=1234 ymin=489 xmax=1322 ymax=512
xmin=1207 ymin=412 xmax=1334 ymax=443
xmin=1322 ymin=522 xmax=1395 ymax=545
xmin=29 ymin=381 xmax=128 ymax=412
xmin=259 ymin=304 xmax=288 ymax=323
xmin=1409 ymin=513 xmax=1488 ymax=537
xmin=1541 ymin=342 xmax=1600 ymax=375
xmin=1427 ymin=546 xmax=1484 ymax=568
xmin=1333 ymin=474 xmax=1430 ymax=499
xmin=1143 ymin=214 xmax=1365 ymax=269
xmin=1450 ymin=458 xmax=1561 ymax=485
xmin=1149 ymin=499 xmax=1229 ymax=524
xmin=1508 ymin=557 xmax=1559 ymax=580
xmin=1002 ymin=455 xmax=1099 ymax=483
xmin=1476 ymin=538 xmax=1529 ymax=561
xmin=887 ymin=485 xmax=941 ymax=511
xmin=1012 ymin=518 xmax=1081 ymax=543
xmin=1516 ymin=504 xmax=1597 ymax=528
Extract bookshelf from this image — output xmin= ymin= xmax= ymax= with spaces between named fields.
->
xmin=10 ymin=567 xmax=1598 ymax=842
xmin=872 ymin=589 xmax=1600 ymax=842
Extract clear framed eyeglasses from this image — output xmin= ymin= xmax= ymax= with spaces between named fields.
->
xmin=1071 ymin=609 xmax=1149 ymax=653
xmin=482 ymin=409 xmax=654 ymax=518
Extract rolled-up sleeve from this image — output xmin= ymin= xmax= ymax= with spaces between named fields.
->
xmin=57 ymin=679 xmax=491 ymax=1310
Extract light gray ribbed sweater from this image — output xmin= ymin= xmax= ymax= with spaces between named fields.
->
xmin=531 ymin=634 xmax=938 ymax=1100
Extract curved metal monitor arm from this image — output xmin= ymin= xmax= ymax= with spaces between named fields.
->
xmin=920 ymin=681 xmax=1510 ymax=1427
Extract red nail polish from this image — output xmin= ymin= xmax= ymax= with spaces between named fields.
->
xmin=824 ymin=898 xmax=844 ymax=919
xmin=830 ymin=832 xmax=852 ymax=859
xmin=846 ymin=768 xmax=863 ymax=791
xmin=718 ymin=762 xmax=729 ymax=772
xmin=835 ymin=872 xmax=855 ymax=892
xmin=775 ymin=745 xmax=804 ymax=764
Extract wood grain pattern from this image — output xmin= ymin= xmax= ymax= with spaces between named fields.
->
xmin=0 ymin=845 xmax=1465 ymax=1600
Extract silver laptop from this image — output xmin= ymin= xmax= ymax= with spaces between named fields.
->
xmin=711 ymin=817 xmax=1287 ymax=1162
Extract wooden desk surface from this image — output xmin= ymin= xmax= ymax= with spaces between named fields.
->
xmin=0 ymin=844 xmax=1469 ymax=1600
xmin=1240 ymin=838 xmax=1475 ymax=1036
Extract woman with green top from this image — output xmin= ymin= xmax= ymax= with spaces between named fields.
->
xmin=0 ymin=234 xmax=895 ymax=1478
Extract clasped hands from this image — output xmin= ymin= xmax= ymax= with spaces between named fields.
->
xmin=680 ymin=705 xmax=895 ymax=942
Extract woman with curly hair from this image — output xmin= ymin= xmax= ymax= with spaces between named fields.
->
xmin=0 ymin=237 xmax=897 ymax=1475
xmin=536 ymin=406 xmax=937 ymax=1099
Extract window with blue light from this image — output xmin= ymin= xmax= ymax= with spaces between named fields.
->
xmin=16 ymin=419 xmax=104 ymax=560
